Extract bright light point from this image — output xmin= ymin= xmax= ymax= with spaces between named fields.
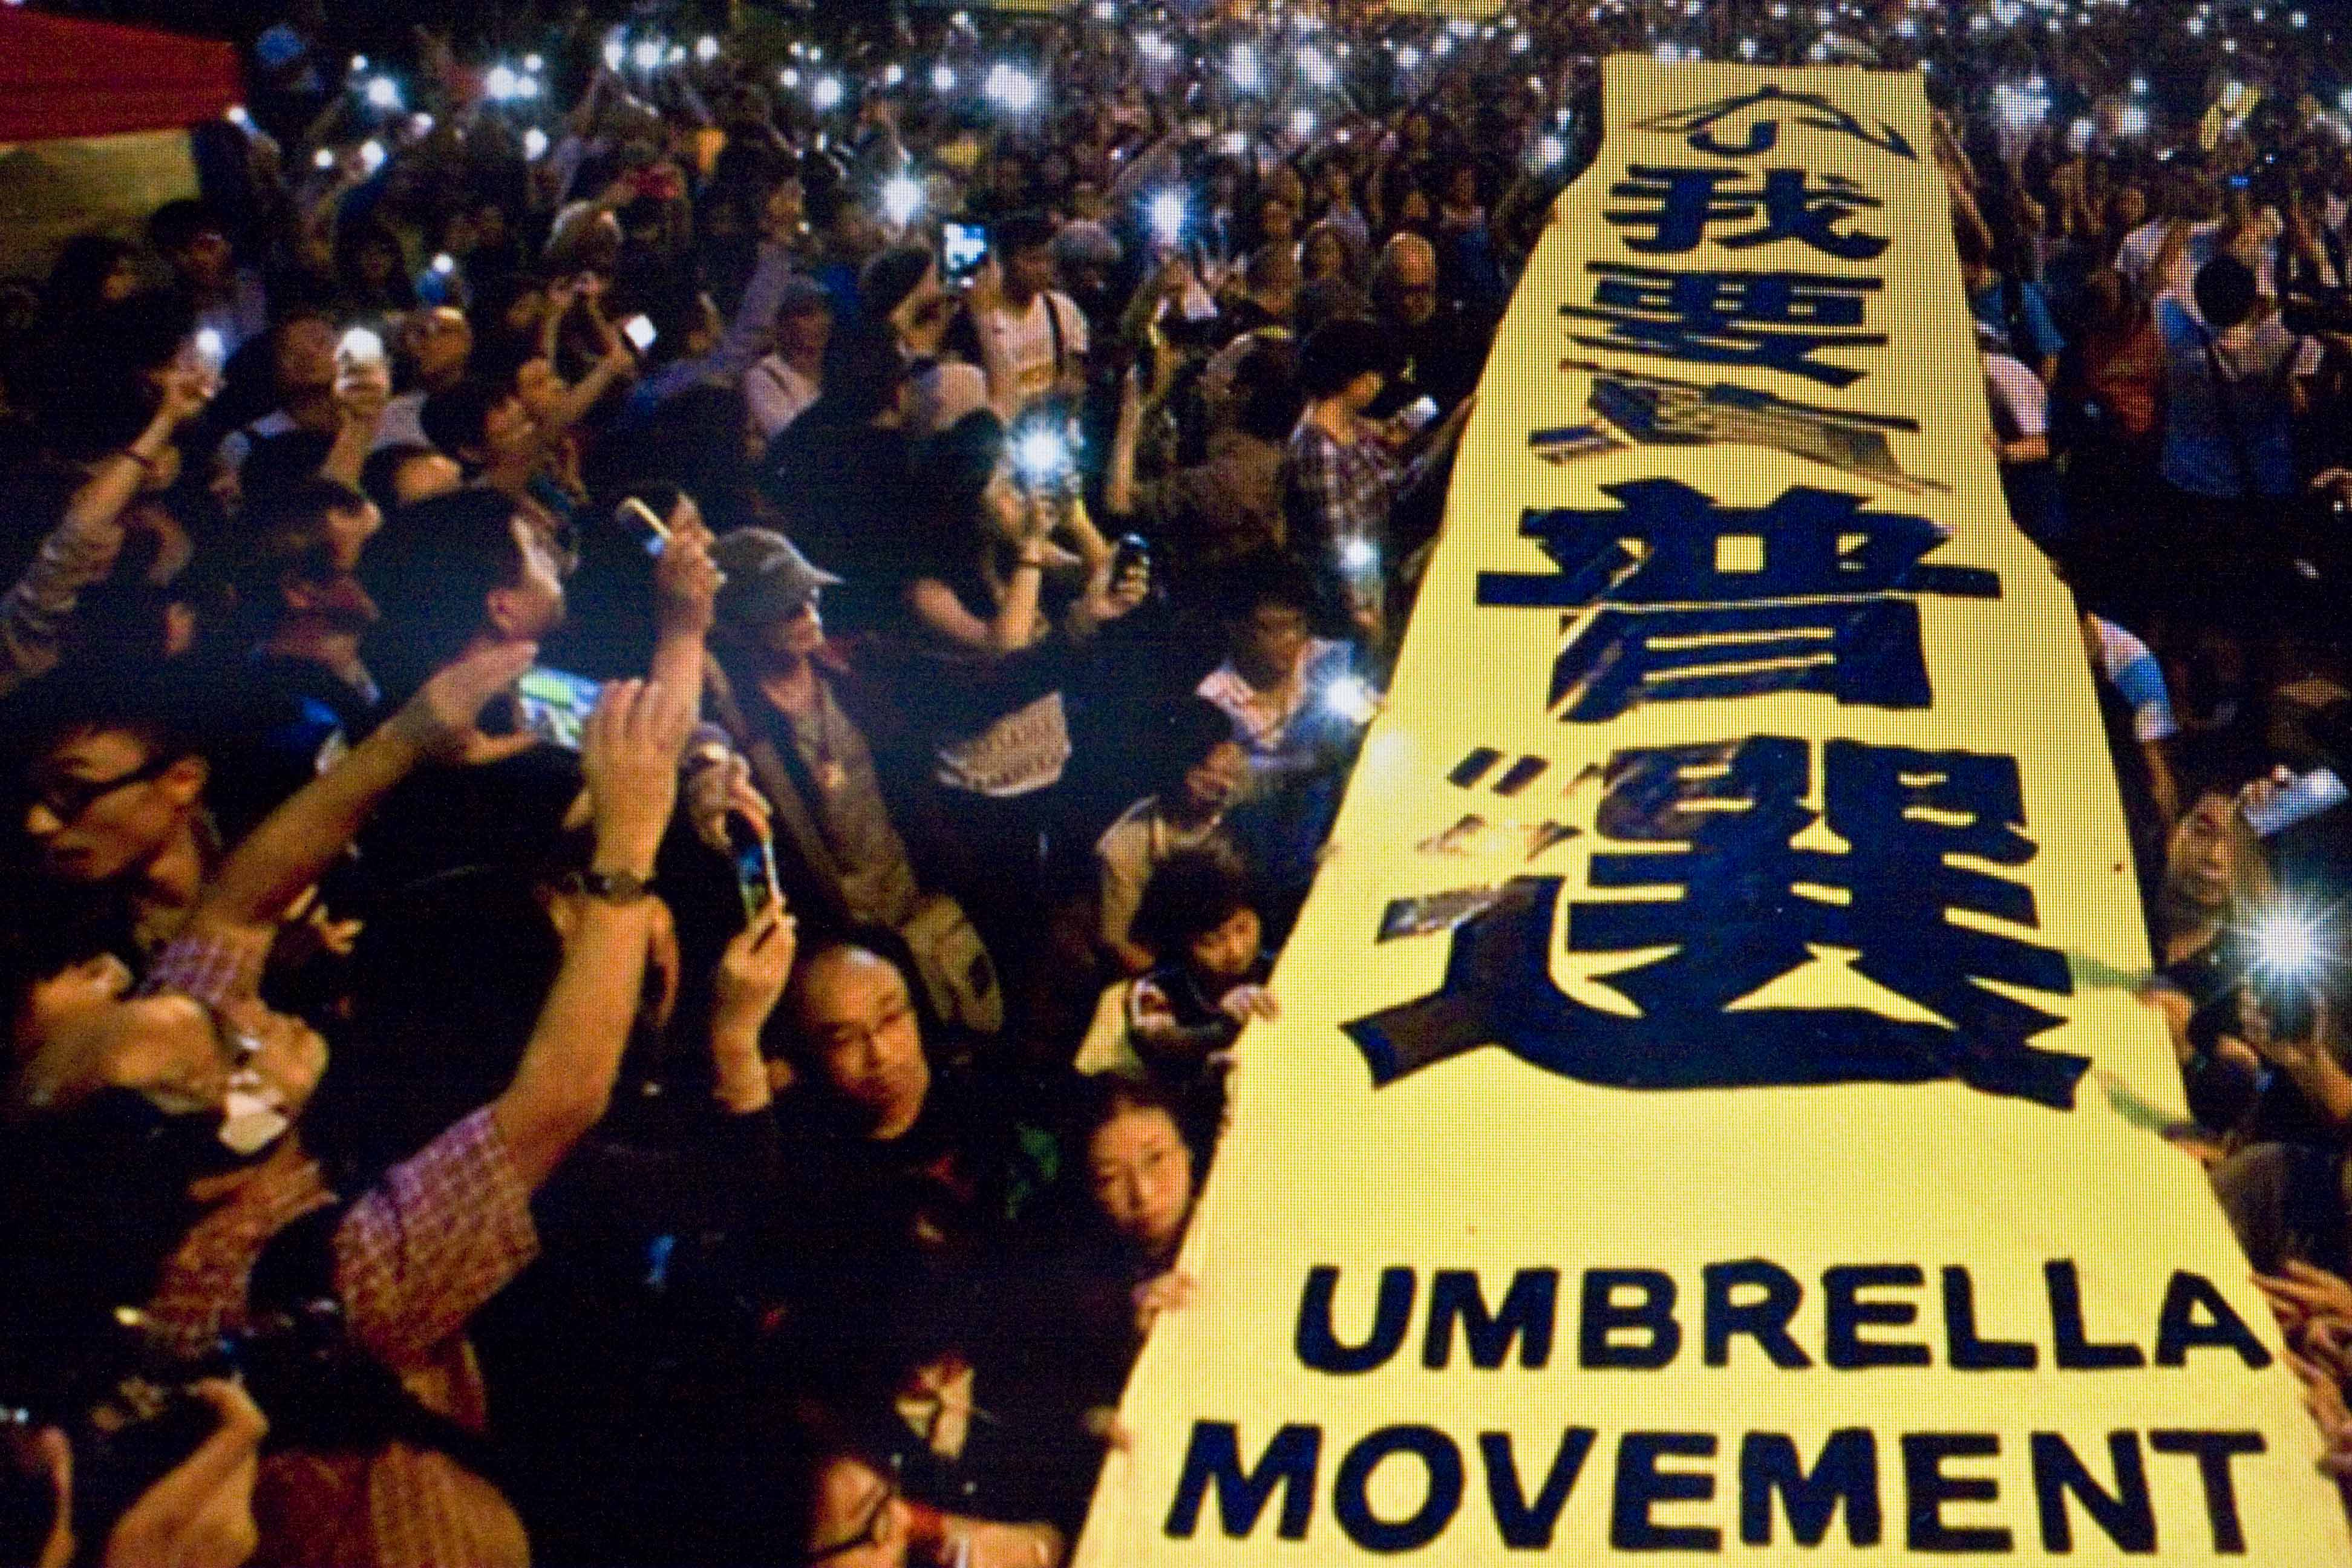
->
xmin=2187 ymin=15 xmax=2205 ymax=33
xmin=780 ymin=68 xmax=802 ymax=88
xmin=1397 ymin=45 xmax=1422 ymax=68
xmin=2253 ymin=910 xmax=2325 ymax=980
xmin=1653 ymin=41 xmax=1681 ymax=62
xmin=1298 ymin=47 xmax=1333 ymax=85
xmin=632 ymin=39 xmax=663 ymax=70
xmin=365 ymin=76 xmax=401 ymax=109
xmin=524 ymin=54 xmax=543 ymax=72
xmin=517 ymin=76 xmax=540 ymax=99
xmin=1092 ymin=0 xmax=1115 ymax=17
xmin=1013 ymin=426 xmax=1071 ymax=484
xmin=1149 ymin=189 xmax=1188 ymax=241
xmin=985 ymin=62 xmax=1039 ymax=113
xmin=225 ymin=105 xmax=252 ymax=128
xmin=2131 ymin=74 xmax=2148 ymax=94
xmin=881 ymin=174 xmax=923 ymax=226
xmin=603 ymin=40 xmax=626 ymax=70
xmin=696 ymin=36 xmax=720 ymax=61
xmin=812 ymin=75 xmax=844 ymax=111
xmin=313 ymin=146 xmax=336 ymax=169
xmin=194 ymin=328 xmax=226 ymax=365
xmin=932 ymin=64 xmax=957 ymax=91
xmin=884 ymin=63 xmax=904 ymax=85
xmin=1289 ymin=108 xmax=1315 ymax=137
xmin=1323 ymin=674 xmax=1379 ymax=724
xmin=486 ymin=65 xmax=520 ymax=100
xmin=1229 ymin=43 xmax=1261 ymax=89
xmin=1512 ymin=30 xmax=1530 ymax=50
xmin=360 ymin=139 xmax=386 ymax=172
xmin=953 ymin=10 xmax=971 ymax=25
xmin=1338 ymin=538 xmax=1379 ymax=572
xmin=2116 ymin=103 xmax=2149 ymax=136
xmin=410 ymin=113 xmax=434 ymax=136
xmin=2293 ymin=8 xmax=2308 ymax=24
xmin=1740 ymin=36 xmax=1759 ymax=56
xmin=431 ymin=252 xmax=456 ymax=275
xmin=524 ymin=127 xmax=549 ymax=159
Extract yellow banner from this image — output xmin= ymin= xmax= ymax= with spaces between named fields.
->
xmin=0 ymin=128 xmax=197 ymax=282
xmin=1075 ymin=57 xmax=2352 ymax=1564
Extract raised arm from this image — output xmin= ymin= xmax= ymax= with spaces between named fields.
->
xmin=492 ymin=677 xmax=694 ymax=1190
xmin=192 ymin=641 xmax=541 ymax=936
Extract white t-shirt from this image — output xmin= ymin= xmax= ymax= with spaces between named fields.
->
xmin=2117 ymin=214 xmax=2281 ymax=302
xmin=2089 ymin=616 xmax=2180 ymax=743
xmin=975 ymin=290 xmax=1088 ymax=417
xmin=1982 ymin=350 xmax=2048 ymax=444
xmin=743 ymin=356 xmax=820 ymax=443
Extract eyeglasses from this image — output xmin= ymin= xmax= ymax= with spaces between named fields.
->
xmin=801 ymin=1475 xmax=897 ymax=1564
xmin=28 ymin=753 xmax=178 ymax=823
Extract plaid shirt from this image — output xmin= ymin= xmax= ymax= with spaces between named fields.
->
xmin=140 ymin=929 xmax=538 ymax=1568
xmin=1282 ymin=418 xmax=1399 ymax=560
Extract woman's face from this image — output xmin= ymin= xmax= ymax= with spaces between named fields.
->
xmin=1305 ymin=230 xmax=1344 ymax=279
xmin=1089 ymin=1106 xmax=1195 ymax=1254
xmin=982 ymin=462 xmax=1028 ymax=545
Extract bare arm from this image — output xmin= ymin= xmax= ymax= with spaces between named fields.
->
xmin=492 ymin=678 xmax=694 ymax=1190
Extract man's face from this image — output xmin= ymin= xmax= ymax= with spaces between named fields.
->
xmin=1089 ymin=1105 xmax=1194 ymax=1254
xmin=1181 ymin=740 xmax=1249 ymax=815
xmin=177 ymin=230 xmax=234 ymax=289
xmin=2165 ymin=794 xmax=2241 ymax=913
xmin=797 ymin=949 xmax=930 ymax=1137
xmin=22 ymin=728 xmax=203 ymax=884
xmin=482 ymin=394 xmax=539 ymax=463
xmin=488 ymin=515 xmax=566 ymax=642
xmin=324 ymin=502 xmax=382 ymax=573
xmin=1234 ymin=603 xmax=1310 ymax=685
xmin=1007 ymin=242 xmax=1056 ymax=302
xmin=407 ymin=309 xmax=474 ymax=385
xmin=778 ymin=304 xmax=833 ymax=362
xmin=757 ymin=598 xmax=826 ymax=662
xmin=277 ymin=319 xmax=338 ymax=399
xmin=802 ymin=1454 xmax=909 ymax=1568
xmin=1390 ymin=249 xmax=1439 ymax=326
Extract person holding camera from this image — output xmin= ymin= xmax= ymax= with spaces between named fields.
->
xmin=4 ymin=645 xmax=697 ymax=1568
xmin=11 ymin=1379 xmax=266 ymax=1568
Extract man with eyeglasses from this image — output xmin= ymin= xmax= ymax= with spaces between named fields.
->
xmin=1367 ymin=230 xmax=1489 ymax=421
xmin=15 ymin=665 xmax=220 ymax=959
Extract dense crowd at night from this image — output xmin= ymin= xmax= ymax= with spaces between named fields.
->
xmin=2 ymin=0 xmax=2352 ymax=1559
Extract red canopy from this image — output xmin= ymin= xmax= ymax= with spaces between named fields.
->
xmin=0 ymin=9 xmax=242 ymax=143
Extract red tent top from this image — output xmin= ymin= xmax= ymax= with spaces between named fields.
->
xmin=0 ymin=8 xmax=242 ymax=143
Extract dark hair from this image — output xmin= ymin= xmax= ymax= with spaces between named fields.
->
xmin=362 ymin=488 xmax=528 ymax=697
xmin=1232 ymin=338 xmax=1304 ymax=442
xmin=1154 ymin=695 xmax=1241 ymax=795
xmin=238 ymin=430 xmax=338 ymax=503
xmin=419 ymin=378 xmax=510 ymax=461
xmin=0 ymin=656 xmax=207 ymax=781
xmin=42 ymin=234 xmax=140 ymax=323
xmin=993 ymin=209 xmax=1057 ymax=258
xmin=1076 ymin=1070 xmax=1194 ymax=1145
xmin=332 ymin=216 xmax=419 ymax=310
xmin=1213 ymin=549 xmax=1321 ymax=624
xmin=1296 ymin=315 xmax=1386 ymax=398
xmin=923 ymin=407 xmax=1007 ymax=534
xmin=146 ymin=198 xmax=224 ymax=257
xmin=2194 ymin=254 xmax=2259 ymax=333
xmin=1133 ymin=841 xmax=1256 ymax=956
xmin=247 ymin=477 xmax=370 ymax=590
xmin=358 ymin=442 xmax=443 ymax=514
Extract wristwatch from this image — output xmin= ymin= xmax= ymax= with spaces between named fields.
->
xmin=568 ymin=867 xmax=656 ymax=904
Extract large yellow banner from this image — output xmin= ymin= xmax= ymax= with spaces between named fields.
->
xmin=1075 ymin=57 xmax=2352 ymax=1564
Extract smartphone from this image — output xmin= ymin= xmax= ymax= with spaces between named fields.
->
xmin=512 ymin=666 xmax=603 ymax=751
xmin=192 ymin=328 xmax=227 ymax=377
xmin=2244 ymin=767 xmax=2348 ymax=837
xmin=621 ymin=314 xmax=658 ymax=351
xmin=1397 ymin=395 xmax=1440 ymax=435
xmin=1111 ymin=532 xmax=1151 ymax=581
xmin=733 ymin=834 xmax=784 ymax=923
xmin=942 ymin=221 xmax=990 ymax=283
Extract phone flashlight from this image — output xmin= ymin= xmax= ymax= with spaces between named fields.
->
xmin=1148 ymin=189 xmax=1188 ymax=246
xmin=193 ymin=328 xmax=227 ymax=376
xmin=621 ymin=314 xmax=658 ymax=351
xmin=337 ymin=327 xmax=385 ymax=367
xmin=1013 ymin=423 xmax=1075 ymax=488
xmin=1322 ymin=673 xmax=1380 ymax=725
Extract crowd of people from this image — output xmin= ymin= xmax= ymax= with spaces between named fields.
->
xmin=3 ymin=0 xmax=2352 ymax=1559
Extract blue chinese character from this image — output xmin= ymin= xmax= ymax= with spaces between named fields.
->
xmin=1563 ymin=263 xmax=1886 ymax=388
xmin=1342 ymin=739 xmax=2082 ymax=1109
xmin=1628 ymin=85 xmax=1918 ymax=162
xmin=1474 ymin=479 xmax=1997 ymax=719
xmin=1606 ymin=166 xmax=1888 ymax=260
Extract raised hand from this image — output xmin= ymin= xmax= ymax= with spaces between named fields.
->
xmin=713 ymin=898 xmax=799 ymax=1045
xmin=580 ymin=678 xmax=696 ymax=875
xmin=388 ymin=640 xmax=541 ymax=766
